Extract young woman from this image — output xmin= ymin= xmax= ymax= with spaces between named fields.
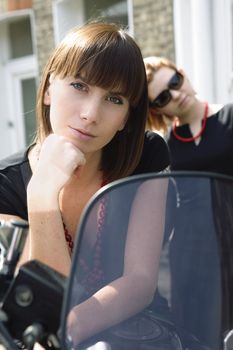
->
xmin=144 ymin=55 xmax=233 ymax=348
xmin=0 ymin=22 xmax=169 ymax=345
xmin=144 ymin=55 xmax=233 ymax=176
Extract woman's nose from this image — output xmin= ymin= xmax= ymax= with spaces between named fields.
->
xmin=170 ymin=89 xmax=181 ymax=100
xmin=80 ymin=100 xmax=101 ymax=123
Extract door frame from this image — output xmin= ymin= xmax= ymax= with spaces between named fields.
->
xmin=174 ymin=0 xmax=233 ymax=104
xmin=5 ymin=55 xmax=37 ymax=153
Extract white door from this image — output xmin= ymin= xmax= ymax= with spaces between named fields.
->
xmin=0 ymin=14 xmax=37 ymax=159
xmin=4 ymin=57 xmax=37 ymax=157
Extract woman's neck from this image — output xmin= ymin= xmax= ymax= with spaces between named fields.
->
xmin=71 ymin=150 xmax=103 ymax=188
xmin=177 ymin=99 xmax=206 ymax=126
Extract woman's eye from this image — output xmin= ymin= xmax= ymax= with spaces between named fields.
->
xmin=107 ymin=95 xmax=123 ymax=105
xmin=70 ymin=82 xmax=87 ymax=91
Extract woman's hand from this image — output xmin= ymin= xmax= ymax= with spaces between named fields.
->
xmin=29 ymin=134 xmax=86 ymax=195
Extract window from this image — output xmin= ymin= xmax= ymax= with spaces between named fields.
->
xmin=84 ymin=0 xmax=128 ymax=26
xmin=21 ymin=77 xmax=37 ymax=145
xmin=8 ymin=16 xmax=33 ymax=59
xmin=53 ymin=0 xmax=133 ymax=44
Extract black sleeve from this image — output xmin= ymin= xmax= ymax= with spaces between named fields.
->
xmin=0 ymin=169 xmax=28 ymax=220
xmin=222 ymin=103 xmax=233 ymax=135
xmin=133 ymin=131 xmax=170 ymax=174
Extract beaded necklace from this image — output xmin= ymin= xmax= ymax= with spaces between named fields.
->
xmin=172 ymin=102 xmax=209 ymax=142
xmin=63 ymin=178 xmax=107 ymax=295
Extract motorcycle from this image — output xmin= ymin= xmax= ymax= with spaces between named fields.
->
xmin=1 ymin=172 xmax=233 ymax=349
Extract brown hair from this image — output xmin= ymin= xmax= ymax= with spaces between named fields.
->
xmin=36 ymin=21 xmax=148 ymax=182
xmin=144 ymin=56 xmax=177 ymax=134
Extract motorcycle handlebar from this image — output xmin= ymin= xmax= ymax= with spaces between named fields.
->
xmin=0 ymin=219 xmax=28 ymax=278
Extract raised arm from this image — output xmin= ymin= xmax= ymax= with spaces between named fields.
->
xmin=20 ymin=134 xmax=86 ymax=275
xmin=68 ymin=177 xmax=168 ymax=345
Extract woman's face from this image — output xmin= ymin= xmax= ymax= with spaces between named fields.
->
xmin=148 ymin=66 xmax=196 ymax=117
xmin=44 ymin=75 xmax=129 ymax=155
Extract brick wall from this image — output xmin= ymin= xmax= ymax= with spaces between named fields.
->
xmin=133 ymin=0 xmax=175 ymax=61
xmin=7 ymin=0 xmax=32 ymax=10
xmin=31 ymin=0 xmax=175 ymax=77
xmin=0 ymin=0 xmax=33 ymax=11
xmin=0 ymin=0 xmax=175 ymax=75
xmin=26 ymin=0 xmax=176 ymax=76
xmin=32 ymin=0 xmax=54 ymax=77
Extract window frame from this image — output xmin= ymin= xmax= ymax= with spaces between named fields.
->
xmin=52 ymin=0 xmax=134 ymax=44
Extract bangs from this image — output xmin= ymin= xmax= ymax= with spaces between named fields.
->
xmin=50 ymin=25 xmax=145 ymax=107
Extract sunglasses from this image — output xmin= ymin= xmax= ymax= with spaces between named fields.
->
xmin=149 ymin=71 xmax=184 ymax=108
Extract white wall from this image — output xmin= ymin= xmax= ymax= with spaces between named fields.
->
xmin=173 ymin=0 xmax=233 ymax=105
xmin=213 ymin=0 xmax=233 ymax=104
xmin=173 ymin=0 xmax=215 ymax=103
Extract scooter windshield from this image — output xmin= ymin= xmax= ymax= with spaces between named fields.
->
xmin=61 ymin=172 xmax=233 ymax=350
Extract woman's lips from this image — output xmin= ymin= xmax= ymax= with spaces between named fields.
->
xmin=179 ymin=96 xmax=188 ymax=108
xmin=69 ymin=126 xmax=95 ymax=140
